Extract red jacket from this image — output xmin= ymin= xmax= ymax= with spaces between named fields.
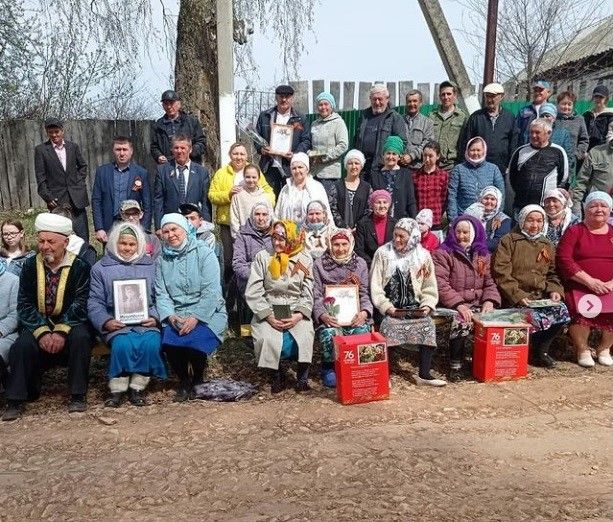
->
xmin=421 ymin=231 xmax=440 ymax=252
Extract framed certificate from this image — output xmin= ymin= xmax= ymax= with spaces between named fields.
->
xmin=324 ymin=284 xmax=360 ymax=327
xmin=269 ymin=124 xmax=294 ymax=155
xmin=113 ymin=279 xmax=148 ymax=325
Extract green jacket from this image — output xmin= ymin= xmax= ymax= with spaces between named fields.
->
xmin=429 ymin=107 xmax=467 ymax=171
xmin=572 ymin=141 xmax=613 ymax=216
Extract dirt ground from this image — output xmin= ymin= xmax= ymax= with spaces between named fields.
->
xmin=1 ymin=341 xmax=612 ymax=521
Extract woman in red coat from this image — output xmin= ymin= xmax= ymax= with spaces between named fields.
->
xmin=557 ymin=191 xmax=613 ymax=367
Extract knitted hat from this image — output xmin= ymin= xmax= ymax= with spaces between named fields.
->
xmin=290 ymin=152 xmax=310 ymax=171
xmin=415 ymin=208 xmax=433 ymax=229
xmin=315 ymin=91 xmax=336 ymax=110
xmin=343 ymin=149 xmax=366 ymax=168
xmin=540 ymin=102 xmax=557 ymax=119
xmin=369 ymin=189 xmax=392 ymax=207
xmin=160 ymin=213 xmax=189 ymax=232
xmin=382 ymin=136 xmax=404 ymax=155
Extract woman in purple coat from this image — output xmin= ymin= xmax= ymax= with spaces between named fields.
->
xmin=312 ymin=228 xmax=373 ymax=387
xmin=88 ymin=222 xmax=167 ymax=407
xmin=432 ymin=214 xmax=501 ymax=382
xmin=232 ymin=201 xmax=274 ymax=333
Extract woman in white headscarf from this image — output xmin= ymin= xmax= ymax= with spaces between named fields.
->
xmin=303 ymin=200 xmax=332 ymax=259
xmin=476 ymin=186 xmax=511 ymax=252
xmin=542 ymin=187 xmax=579 ymax=246
xmin=370 ymin=218 xmax=446 ymax=386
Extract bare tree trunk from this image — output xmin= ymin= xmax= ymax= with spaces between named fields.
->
xmin=175 ymin=0 xmax=220 ymax=171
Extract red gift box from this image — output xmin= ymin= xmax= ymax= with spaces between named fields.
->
xmin=472 ymin=319 xmax=530 ymax=382
xmin=333 ymin=332 xmax=390 ymax=405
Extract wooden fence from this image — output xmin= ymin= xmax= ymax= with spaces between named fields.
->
xmin=0 ymin=120 xmax=156 ymax=211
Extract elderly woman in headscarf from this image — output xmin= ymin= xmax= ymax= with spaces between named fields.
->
xmin=155 ymin=213 xmax=227 ymax=402
xmin=303 ymin=200 xmax=332 ymax=259
xmin=448 ymin=137 xmax=505 ymax=221
xmin=275 ymin=152 xmax=333 ymax=223
xmin=313 ymin=228 xmax=373 ymax=387
xmin=232 ymin=201 xmax=274 ymax=333
xmin=542 ymin=187 xmax=579 ymax=246
xmin=473 ymin=186 xmax=511 ymax=252
xmin=557 ymin=191 xmax=613 ymax=367
xmin=245 ymin=220 xmax=314 ymax=393
xmin=493 ymin=205 xmax=570 ymax=368
xmin=355 ymin=189 xmax=396 ymax=265
xmin=330 ymin=149 xmax=372 ymax=230
xmin=432 ymin=215 xmax=501 ymax=381
xmin=415 ymin=209 xmax=439 ymax=251
xmin=88 ymin=222 xmax=166 ymax=407
xmin=370 ymin=218 xmax=446 ymax=386
xmin=0 ymin=258 xmax=19 ymax=387
xmin=309 ymin=91 xmax=349 ymax=192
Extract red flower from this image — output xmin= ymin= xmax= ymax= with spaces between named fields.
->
xmin=324 ymin=296 xmax=335 ymax=305
xmin=132 ymin=177 xmax=143 ymax=192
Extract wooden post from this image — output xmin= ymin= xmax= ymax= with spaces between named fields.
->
xmin=343 ymin=82 xmax=356 ymax=110
xmin=418 ymin=82 xmax=432 ymax=105
xmin=289 ymin=80 xmax=309 ymax=114
xmin=358 ymin=82 xmax=372 ymax=110
xmin=330 ymin=81 xmax=341 ymax=108
xmin=398 ymin=81 xmax=414 ymax=105
xmin=312 ymin=79 xmax=325 ymax=111
xmin=387 ymin=82 xmax=397 ymax=107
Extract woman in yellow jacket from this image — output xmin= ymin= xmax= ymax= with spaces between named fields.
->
xmin=208 ymin=142 xmax=275 ymax=301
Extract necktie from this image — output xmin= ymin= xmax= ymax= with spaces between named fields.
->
xmin=177 ymin=165 xmax=187 ymax=203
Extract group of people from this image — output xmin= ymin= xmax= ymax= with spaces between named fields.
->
xmin=0 ymin=82 xmax=611 ymax=421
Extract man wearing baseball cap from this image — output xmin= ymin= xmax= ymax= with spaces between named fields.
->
xmin=516 ymin=80 xmax=552 ymax=145
xmin=2 ymin=213 xmax=93 ymax=421
xmin=150 ymin=89 xmax=206 ymax=165
xmin=460 ymin=82 xmax=517 ymax=174
xmin=254 ymin=84 xmax=311 ymax=197
xmin=583 ymin=85 xmax=613 ymax=151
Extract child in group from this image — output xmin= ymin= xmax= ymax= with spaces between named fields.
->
xmin=415 ymin=209 xmax=439 ymax=251
xmin=412 ymin=140 xmax=449 ymax=238
xmin=230 ymin=163 xmax=276 ymax=238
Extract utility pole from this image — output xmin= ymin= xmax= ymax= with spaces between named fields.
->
xmin=417 ymin=0 xmax=480 ymax=114
xmin=216 ymin=0 xmax=236 ymax=164
xmin=483 ymin=0 xmax=499 ymax=87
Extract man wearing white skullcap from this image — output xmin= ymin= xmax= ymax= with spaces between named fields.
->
xmin=2 ymin=213 xmax=93 ymax=421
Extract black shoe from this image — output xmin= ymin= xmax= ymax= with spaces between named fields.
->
xmin=68 ymin=395 xmax=87 ymax=413
xmin=270 ymin=369 xmax=287 ymax=394
xmin=128 ymin=389 xmax=148 ymax=407
xmin=295 ymin=380 xmax=311 ymax=393
xmin=536 ymin=352 xmax=557 ymax=368
xmin=448 ymin=368 xmax=464 ymax=383
xmin=2 ymin=401 xmax=23 ymax=421
xmin=104 ymin=392 xmax=124 ymax=408
xmin=173 ymin=387 xmax=191 ymax=403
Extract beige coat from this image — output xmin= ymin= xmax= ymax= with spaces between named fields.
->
xmin=245 ymin=249 xmax=315 ymax=369
xmin=370 ymin=245 xmax=439 ymax=315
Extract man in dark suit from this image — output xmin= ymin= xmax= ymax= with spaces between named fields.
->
xmin=91 ymin=136 xmax=152 ymax=243
xmin=154 ymin=135 xmax=211 ymax=233
xmin=34 ymin=118 xmax=90 ymax=241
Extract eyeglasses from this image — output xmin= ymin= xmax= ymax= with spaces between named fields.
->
xmin=1 ymin=232 xmax=20 ymax=237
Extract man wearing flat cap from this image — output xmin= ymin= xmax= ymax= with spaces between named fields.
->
xmin=254 ymin=84 xmax=311 ymax=197
xmin=515 ymin=80 xmax=552 ymax=145
xmin=460 ymin=82 xmax=517 ymax=174
xmin=34 ymin=118 xmax=90 ymax=242
xmin=150 ymin=89 xmax=206 ymax=165
xmin=2 ymin=213 xmax=93 ymax=421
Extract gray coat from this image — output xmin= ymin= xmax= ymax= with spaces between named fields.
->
xmin=404 ymin=112 xmax=435 ymax=170
xmin=88 ymin=253 xmax=160 ymax=342
xmin=309 ymin=112 xmax=349 ymax=180
xmin=0 ymin=271 xmax=19 ymax=363
xmin=232 ymin=219 xmax=273 ymax=293
xmin=245 ymin=249 xmax=314 ymax=369
xmin=557 ymin=113 xmax=589 ymax=164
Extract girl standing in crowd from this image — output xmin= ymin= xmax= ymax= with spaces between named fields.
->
xmin=313 ymin=228 xmax=372 ymax=388
xmin=370 ymin=218 xmax=446 ymax=386
xmin=0 ymin=258 xmax=19 ymax=388
xmin=0 ymin=219 xmax=35 ymax=276
xmin=432 ymin=215 xmax=501 ymax=381
xmin=88 ymin=223 xmax=166 ymax=407
xmin=415 ymin=209 xmax=439 ymax=251
xmin=330 ymin=149 xmax=372 ymax=230
xmin=355 ymin=190 xmax=396 ymax=265
xmin=542 ymin=188 xmax=579 ymax=247
xmin=371 ymin=136 xmax=417 ymax=220
xmin=303 ymin=200 xmax=332 ymax=259
xmin=245 ymin=221 xmax=315 ymax=393
xmin=447 ymin=137 xmax=505 ymax=221
xmin=493 ymin=205 xmax=570 ymax=368
xmin=229 ymin=163 xmax=276 ymax=238
xmin=155 ymin=213 xmax=227 ymax=402
xmin=477 ymin=186 xmax=511 ymax=252
xmin=412 ymin=141 xmax=448 ymax=235
xmin=557 ymin=191 xmax=613 ymax=367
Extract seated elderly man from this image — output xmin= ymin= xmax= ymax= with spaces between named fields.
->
xmin=2 ymin=213 xmax=92 ymax=421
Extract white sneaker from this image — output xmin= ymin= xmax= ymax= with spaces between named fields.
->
xmin=577 ymin=351 xmax=595 ymax=368
xmin=597 ymin=351 xmax=613 ymax=366
xmin=414 ymin=375 xmax=447 ymax=387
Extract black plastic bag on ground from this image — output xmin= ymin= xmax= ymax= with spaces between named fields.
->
xmin=193 ymin=379 xmax=258 ymax=402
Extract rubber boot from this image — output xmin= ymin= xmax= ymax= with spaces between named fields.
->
xmin=295 ymin=363 xmax=311 ymax=392
xmin=448 ymin=337 xmax=464 ymax=382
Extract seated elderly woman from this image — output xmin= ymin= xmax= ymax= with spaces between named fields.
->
xmin=313 ymin=228 xmax=372 ymax=388
xmin=155 ymin=213 xmax=227 ymax=402
xmin=1 ymin=219 xmax=35 ymax=276
xmin=232 ymin=201 xmax=274 ymax=333
xmin=330 ymin=149 xmax=372 ymax=230
xmin=245 ymin=220 xmax=314 ymax=393
xmin=542 ymin=188 xmax=579 ymax=246
xmin=493 ymin=205 xmax=570 ymax=368
xmin=355 ymin=190 xmax=397 ymax=265
xmin=476 ymin=186 xmax=511 ymax=252
xmin=432 ymin=215 xmax=501 ymax=381
xmin=557 ymin=191 xmax=613 ymax=367
xmin=88 ymin=223 xmax=166 ymax=407
xmin=370 ymin=218 xmax=446 ymax=386
xmin=303 ymin=200 xmax=332 ymax=259
xmin=0 ymin=259 xmax=19 ymax=387
xmin=275 ymin=152 xmax=333 ymax=223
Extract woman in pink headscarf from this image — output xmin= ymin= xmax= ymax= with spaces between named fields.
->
xmin=355 ymin=189 xmax=396 ymax=265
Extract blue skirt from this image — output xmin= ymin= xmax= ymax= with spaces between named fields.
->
xmin=109 ymin=331 xmax=167 ymax=379
xmin=162 ymin=322 xmax=221 ymax=355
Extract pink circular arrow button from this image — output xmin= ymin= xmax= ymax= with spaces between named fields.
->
xmin=577 ymin=294 xmax=602 ymax=319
